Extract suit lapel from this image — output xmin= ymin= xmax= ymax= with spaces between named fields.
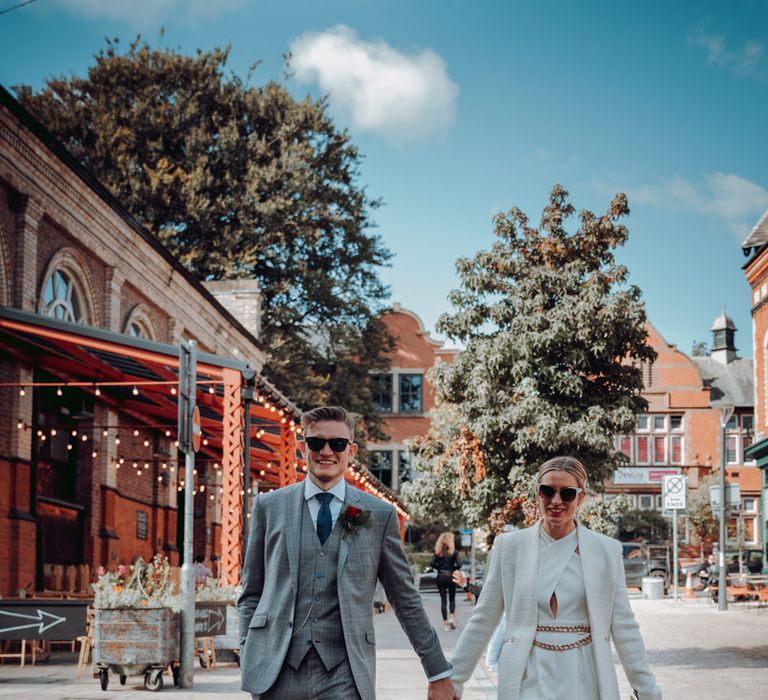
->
xmin=577 ymin=522 xmax=610 ymax=632
xmin=337 ymin=485 xmax=362 ymax=579
xmin=284 ymin=482 xmax=305 ymax=582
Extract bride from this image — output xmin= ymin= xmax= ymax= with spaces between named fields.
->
xmin=449 ymin=456 xmax=661 ymax=699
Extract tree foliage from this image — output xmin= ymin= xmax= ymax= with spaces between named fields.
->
xmin=617 ymin=508 xmax=670 ymax=542
xmin=16 ymin=38 xmax=394 ymax=437
xmin=406 ymin=186 xmax=655 ymax=524
xmin=687 ymin=472 xmax=720 ymax=552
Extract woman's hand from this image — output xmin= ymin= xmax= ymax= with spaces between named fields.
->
xmin=452 ymin=570 xmax=468 ymax=587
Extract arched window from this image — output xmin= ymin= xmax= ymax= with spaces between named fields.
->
xmin=40 ymin=268 xmax=87 ymax=323
xmin=38 ymin=248 xmax=96 ymax=326
xmin=123 ymin=305 xmax=158 ymax=341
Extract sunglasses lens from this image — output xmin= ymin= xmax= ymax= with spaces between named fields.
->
xmin=327 ymin=438 xmax=350 ymax=452
xmin=538 ymin=484 xmax=556 ymax=499
xmin=560 ymin=488 xmax=577 ymax=502
xmin=306 ymin=437 xmax=325 ymax=451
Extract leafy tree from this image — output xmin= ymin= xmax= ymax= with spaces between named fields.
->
xmin=687 ymin=472 xmax=721 ymax=557
xmin=617 ymin=509 xmax=670 ymax=542
xmin=691 ymin=340 xmax=709 ymax=357
xmin=406 ymin=186 xmax=655 ymax=524
xmin=16 ymin=38 xmax=393 ymax=437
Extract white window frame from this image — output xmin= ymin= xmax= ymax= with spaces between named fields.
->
xmin=669 ymin=435 xmax=683 ymax=464
xmin=635 ymin=435 xmax=650 ymax=465
xmin=652 ymin=415 xmax=666 ymax=432
xmin=636 ymin=414 xmax=649 ymax=432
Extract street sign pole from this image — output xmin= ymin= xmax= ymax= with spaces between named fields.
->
xmin=662 ymin=474 xmax=687 ymax=601
xmin=719 ymin=406 xmax=734 ymax=612
xmin=178 ymin=340 xmax=197 ymax=688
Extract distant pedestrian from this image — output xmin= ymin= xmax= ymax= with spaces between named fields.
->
xmin=194 ymin=554 xmax=213 ymax=585
xmin=430 ymin=532 xmax=462 ymax=631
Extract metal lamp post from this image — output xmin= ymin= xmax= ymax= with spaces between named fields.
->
xmin=718 ymin=405 xmax=734 ymax=612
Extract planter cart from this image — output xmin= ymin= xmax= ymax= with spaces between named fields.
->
xmin=94 ymin=607 xmax=180 ymax=691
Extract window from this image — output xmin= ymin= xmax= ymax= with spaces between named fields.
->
xmin=127 ymin=321 xmax=147 ymax=338
xmin=636 ymin=415 xmax=649 ymax=431
xmin=370 ymin=450 xmax=393 ymax=487
xmin=725 ymin=435 xmax=738 ymax=464
xmin=670 ymin=415 xmax=683 ymax=431
xmin=636 ymin=436 xmax=649 ymax=463
xmin=655 ymin=495 xmax=663 ymax=509
xmin=653 ymin=436 xmax=666 ymax=464
xmin=726 ymin=415 xmax=738 ymax=431
xmin=398 ymin=374 xmax=423 ymax=413
xmin=618 ymin=436 xmax=631 ymax=459
xmin=371 ymin=374 xmax=393 ymax=413
xmin=741 ymin=415 xmax=754 ymax=432
xmin=653 ymin=415 xmax=666 ymax=431
xmin=40 ymin=269 xmax=86 ymax=323
xmin=743 ymin=498 xmax=757 ymax=513
xmin=398 ymin=451 xmax=413 ymax=485
xmin=670 ymin=435 xmax=683 ymax=464
xmin=638 ymin=494 xmax=654 ymax=510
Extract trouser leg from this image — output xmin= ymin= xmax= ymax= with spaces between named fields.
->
xmin=448 ymin=582 xmax=456 ymax=614
xmin=437 ymin=581 xmax=448 ymax=619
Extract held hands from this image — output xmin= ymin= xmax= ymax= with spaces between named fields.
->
xmin=427 ymin=677 xmax=459 ymax=700
xmin=452 ymin=570 xmax=468 ymax=588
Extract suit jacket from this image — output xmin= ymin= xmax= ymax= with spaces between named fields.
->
xmin=450 ymin=521 xmax=661 ymax=700
xmin=238 ymin=481 xmax=450 ymax=697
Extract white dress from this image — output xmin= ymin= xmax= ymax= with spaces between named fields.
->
xmin=518 ymin=527 xmax=599 ymax=700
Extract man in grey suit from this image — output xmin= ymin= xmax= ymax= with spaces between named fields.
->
xmin=238 ymin=405 xmax=457 ymax=699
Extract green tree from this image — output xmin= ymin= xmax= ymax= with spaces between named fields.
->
xmin=691 ymin=340 xmax=709 ymax=357
xmin=687 ymin=472 xmax=721 ymax=557
xmin=617 ymin=509 xmax=670 ymax=542
xmin=16 ymin=38 xmax=393 ymax=438
xmin=407 ymin=186 xmax=655 ymax=524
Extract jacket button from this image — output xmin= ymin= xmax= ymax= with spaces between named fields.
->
xmin=604 ymin=636 xmax=609 ymax=642
xmin=287 ymin=622 xmax=293 ymax=628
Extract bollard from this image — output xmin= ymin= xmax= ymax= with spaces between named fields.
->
xmin=685 ymin=572 xmax=695 ymax=599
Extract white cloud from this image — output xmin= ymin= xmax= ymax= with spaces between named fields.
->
xmin=58 ymin=0 xmax=243 ymax=29
xmin=592 ymin=172 xmax=768 ymax=240
xmin=688 ymin=29 xmax=764 ymax=79
xmin=289 ymin=25 xmax=458 ymax=144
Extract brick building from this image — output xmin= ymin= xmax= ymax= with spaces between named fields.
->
xmin=742 ymin=210 xmax=768 ymax=562
xmin=367 ymin=304 xmax=457 ymax=491
xmin=0 ymin=85 xmax=405 ymax=596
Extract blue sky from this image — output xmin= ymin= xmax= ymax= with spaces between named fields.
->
xmin=2 ymin=0 xmax=767 ymax=357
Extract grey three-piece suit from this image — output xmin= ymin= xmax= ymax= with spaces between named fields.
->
xmin=238 ymin=481 xmax=450 ymax=698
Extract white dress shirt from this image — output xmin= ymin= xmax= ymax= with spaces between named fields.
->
xmin=303 ymin=476 xmax=346 ymax=531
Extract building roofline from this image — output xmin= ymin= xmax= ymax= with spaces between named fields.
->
xmin=0 ymin=84 xmax=265 ymax=354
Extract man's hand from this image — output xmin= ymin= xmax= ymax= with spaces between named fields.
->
xmin=427 ymin=677 xmax=459 ymax=700
xmin=452 ymin=570 xmax=468 ymax=587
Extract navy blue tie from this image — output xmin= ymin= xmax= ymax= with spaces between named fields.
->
xmin=315 ymin=493 xmax=334 ymax=545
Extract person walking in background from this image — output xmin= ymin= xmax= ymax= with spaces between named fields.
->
xmin=238 ymin=405 xmax=457 ymax=700
xmin=193 ymin=554 xmax=213 ymax=585
xmin=430 ymin=532 xmax=462 ymax=631
xmin=449 ymin=456 xmax=661 ymax=699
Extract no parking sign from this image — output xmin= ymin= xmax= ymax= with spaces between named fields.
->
xmin=662 ymin=474 xmax=687 ymax=510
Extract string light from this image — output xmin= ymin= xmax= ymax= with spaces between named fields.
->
xmin=16 ymin=420 xmax=23 ymax=430
xmin=19 ymin=388 xmax=25 ymax=396
xmin=170 ymin=387 xmax=177 ymax=396
xmin=132 ymin=386 xmax=139 ymax=396
xmin=50 ymin=428 xmax=57 ymax=436
xmin=94 ymin=386 xmax=101 ymax=396
xmin=133 ymin=430 xmax=139 ymax=437
xmin=56 ymin=387 xmax=63 ymax=397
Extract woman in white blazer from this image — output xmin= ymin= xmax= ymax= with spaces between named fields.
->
xmin=450 ymin=456 xmax=661 ymax=700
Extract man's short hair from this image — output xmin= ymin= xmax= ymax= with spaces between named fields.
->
xmin=301 ymin=406 xmax=356 ymax=439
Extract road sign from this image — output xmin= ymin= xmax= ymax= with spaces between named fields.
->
xmin=663 ymin=474 xmax=687 ymax=510
xmin=0 ymin=600 xmax=89 ymax=640
xmin=194 ymin=603 xmax=227 ymax=637
xmin=709 ymin=484 xmax=741 ymax=514
xmin=192 ymin=405 xmax=201 ymax=453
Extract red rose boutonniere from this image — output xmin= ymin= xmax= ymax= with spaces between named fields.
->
xmin=339 ymin=505 xmax=373 ymax=539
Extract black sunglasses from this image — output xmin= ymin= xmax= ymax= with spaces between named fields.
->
xmin=538 ymin=484 xmax=583 ymax=503
xmin=305 ymin=436 xmax=351 ymax=453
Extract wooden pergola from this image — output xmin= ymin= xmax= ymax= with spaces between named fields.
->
xmin=0 ymin=306 xmax=409 ymax=585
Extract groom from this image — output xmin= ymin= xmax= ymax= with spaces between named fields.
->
xmin=238 ymin=405 xmax=456 ymax=699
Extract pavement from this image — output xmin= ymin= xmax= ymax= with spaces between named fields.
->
xmin=0 ymin=591 xmax=766 ymax=698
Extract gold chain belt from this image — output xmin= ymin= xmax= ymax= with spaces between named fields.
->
xmin=536 ymin=624 xmax=591 ymax=633
xmin=532 ymin=635 xmax=592 ymax=652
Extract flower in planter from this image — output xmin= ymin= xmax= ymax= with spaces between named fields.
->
xmin=92 ymin=554 xmax=184 ymax=612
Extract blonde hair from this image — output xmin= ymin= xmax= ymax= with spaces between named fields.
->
xmin=435 ymin=531 xmax=455 ymax=557
xmin=536 ymin=456 xmax=589 ymax=491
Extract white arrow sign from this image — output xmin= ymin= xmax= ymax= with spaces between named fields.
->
xmin=0 ymin=608 xmax=66 ymax=635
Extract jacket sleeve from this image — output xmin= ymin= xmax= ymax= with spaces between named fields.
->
xmin=237 ymin=495 xmax=265 ymax=647
xmin=377 ymin=505 xmax=451 ymax=679
xmin=609 ymin=542 xmax=662 ymax=700
xmin=449 ymin=537 xmax=505 ymax=696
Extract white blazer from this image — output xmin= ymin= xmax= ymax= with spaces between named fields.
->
xmin=450 ymin=521 xmax=662 ymax=700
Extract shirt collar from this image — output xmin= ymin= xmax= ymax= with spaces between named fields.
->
xmin=304 ymin=476 xmax=346 ymax=503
